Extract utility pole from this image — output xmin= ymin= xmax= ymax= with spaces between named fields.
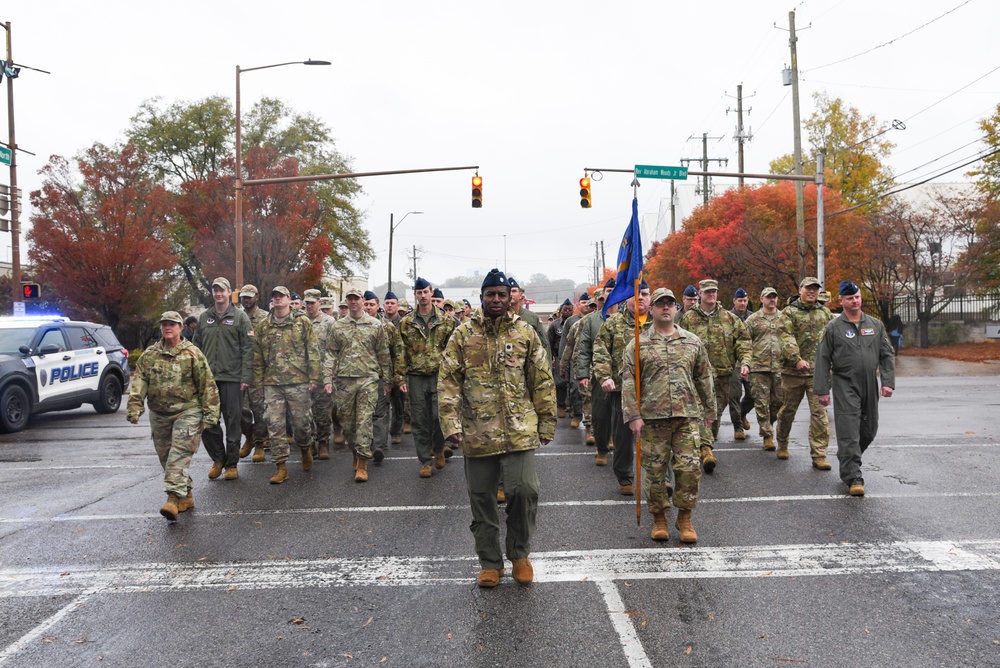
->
xmin=600 ymin=240 xmax=606 ymax=275
xmin=681 ymin=133 xmax=728 ymax=205
xmin=727 ymin=84 xmax=754 ymax=187
xmin=4 ymin=23 xmax=21 ymax=309
xmin=789 ymin=10 xmax=806 ymax=277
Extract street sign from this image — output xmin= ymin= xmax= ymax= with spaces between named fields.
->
xmin=12 ymin=301 xmax=24 ymax=317
xmin=634 ymin=164 xmax=688 ymax=180
xmin=0 ymin=146 xmax=10 ymax=166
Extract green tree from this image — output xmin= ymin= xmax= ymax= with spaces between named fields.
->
xmin=970 ymin=102 xmax=1000 ymax=198
xmin=770 ymin=92 xmax=895 ymax=209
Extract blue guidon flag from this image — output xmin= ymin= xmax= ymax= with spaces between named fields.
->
xmin=602 ymin=197 xmax=643 ymax=319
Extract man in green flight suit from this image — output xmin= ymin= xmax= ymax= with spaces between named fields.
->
xmin=814 ymin=280 xmax=895 ymax=496
xmin=439 ymin=269 xmax=556 ymax=588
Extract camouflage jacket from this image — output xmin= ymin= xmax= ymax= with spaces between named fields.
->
xmin=593 ymin=308 xmax=653 ymax=389
xmin=573 ymin=310 xmax=605 ymax=380
xmin=245 ymin=306 xmax=269 ymax=329
xmin=398 ymin=306 xmax=457 ymax=376
xmin=310 ymin=311 xmax=337 ymax=350
xmin=621 ymin=326 xmax=716 ymax=422
xmin=253 ymin=310 xmax=320 ymax=386
xmin=678 ymin=305 xmax=751 ymax=378
xmin=513 ymin=306 xmax=550 ymax=360
xmin=438 ymin=310 xmax=557 ymax=457
xmin=559 ymin=318 xmax=583 ymax=380
xmin=127 ymin=339 xmax=220 ymax=423
xmin=778 ymin=300 xmax=835 ymax=376
xmin=744 ymin=310 xmax=793 ymax=373
xmin=379 ymin=317 xmax=406 ymax=387
xmin=324 ymin=312 xmax=392 ymax=385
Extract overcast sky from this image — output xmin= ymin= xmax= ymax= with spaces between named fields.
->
xmin=4 ymin=0 xmax=997 ymax=290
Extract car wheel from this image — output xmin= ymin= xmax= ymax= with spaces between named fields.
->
xmin=0 ymin=385 xmax=30 ymax=433
xmin=94 ymin=374 xmax=123 ymax=414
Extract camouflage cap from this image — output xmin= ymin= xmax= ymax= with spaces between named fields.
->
xmin=760 ymin=286 xmax=779 ymax=298
xmin=698 ymin=279 xmax=719 ymax=291
xmin=345 ymin=288 xmax=363 ymax=299
xmin=399 ymin=299 xmax=410 ymax=310
xmin=593 ymin=288 xmax=604 ymax=300
xmin=159 ymin=310 xmax=184 ymax=324
xmin=239 ymin=284 xmax=258 ymax=297
xmin=320 ymin=297 xmax=335 ymax=307
xmin=799 ymin=276 xmax=822 ymax=288
xmin=303 ymin=289 xmax=322 ymax=303
xmin=212 ymin=277 xmax=232 ymax=291
xmin=443 ymin=299 xmax=456 ymax=310
xmin=271 ymin=286 xmax=291 ymax=298
xmin=338 ymin=301 xmax=348 ymax=308
xmin=818 ymin=290 xmax=832 ymax=303
xmin=650 ymin=288 xmax=677 ymax=304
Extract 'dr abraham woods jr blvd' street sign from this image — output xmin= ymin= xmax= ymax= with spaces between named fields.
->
xmin=634 ymin=164 xmax=688 ymax=180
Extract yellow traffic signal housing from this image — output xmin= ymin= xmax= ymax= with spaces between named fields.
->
xmin=580 ymin=177 xmax=592 ymax=208
xmin=472 ymin=175 xmax=483 ymax=208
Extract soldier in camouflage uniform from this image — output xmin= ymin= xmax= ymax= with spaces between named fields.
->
xmin=239 ymin=284 xmax=270 ymax=463
xmin=623 ymin=289 xmax=715 ymax=543
xmin=508 ymin=277 xmax=550 ymax=360
xmin=678 ymin=279 xmax=751 ymax=474
xmin=744 ymin=287 xmax=792 ymax=451
xmin=127 ymin=311 xmax=220 ymax=522
xmin=363 ymin=290 xmax=404 ymax=460
xmin=383 ymin=291 xmax=406 ymax=443
xmin=776 ymin=277 xmax=835 ymax=469
xmin=558 ymin=293 xmax=589 ymax=428
xmin=253 ymin=286 xmax=321 ymax=484
xmin=575 ymin=278 xmax=617 ymax=461
xmin=304 ymin=289 xmax=337 ymax=460
xmin=728 ymin=287 xmax=756 ymax=440
xmin=439 ymin=269 xmax=556 ymax=588
xmin=398 ymin=277 xmax=457 ymax=478
xmin=594 ymin=282 xmax=652 ymax=495
xmin=325 ymin=288 xmax=392 ymax=483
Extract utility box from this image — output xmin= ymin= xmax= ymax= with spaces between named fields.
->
xmin=986 ymin=325 xmax=1000 ymax=339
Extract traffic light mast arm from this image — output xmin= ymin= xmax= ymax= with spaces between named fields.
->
xmin=243 ymin=165 xmax=480 ymax=187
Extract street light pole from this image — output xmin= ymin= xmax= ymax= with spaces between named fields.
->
xmin=4 ymin=22 xmax=19 ymax=308
xmin=234 ymin=59 xmax=330 ymax=290
xmin=388 ymin=211 xmax=422 ymax=291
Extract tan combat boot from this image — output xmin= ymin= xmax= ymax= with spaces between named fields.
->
xmin=301 ymin=447 xmax=313 ymax=472
xmin=224 ymin=466 xmax=238 ymax=480
xmin=239 ymin=438 xmax=253 ymax=459
xmin=352 ymin=451 xmax=360 ymax=471
xmin=585 ymin=429 xmax=595 ymax=446
xmin=651 ymin=511 xmax=669 ymax=541
xmin=570 ymin=416 xmax=581 ymax=428
xmin=812 ymin=457 xmax=832 ymax=471
xmin=776 ymin=442 xmax=790 ymax=460
xmin=160 ymin=493 xmax=181 ymax=521
xmin=434 ymin=450 xmax=446 ymax=469
xmin=252 ymin=444 xmax=266 ymax=463
xmin=269 ymin=463 xmax=288 ymax=485
xmin=318 ymin=444 xmax=330 ymax=460
xmin=403 ymin=422 xmax=412 ymax=434
xmin=762 ymin=435 xmax=776 ymax=451
xmin=419 ymin=463 xmax=433 ymax=478
xmin=595 ymin=452 xmax=608 ymax=466
xmin=496 ymin=488 xmax=506 ymax=504
xmin=676 ymin=509 xmax=698 ymax=543
xmin=700 ymin=446 xmax=717 ymax=474
xmin=177 ymin=489 xmax=194 ymax=513
xmin=355 ymin=457 xmax=369 ymax=483
xmin=208 ymin=461 xmax=224 ymax=480
xmin=512 ymin=558 xmax=534 ymax=584
xmin=734 ymin=429 xmax=746 ymax=440
xmin=333 ymin=428 xmax=345 ymax=445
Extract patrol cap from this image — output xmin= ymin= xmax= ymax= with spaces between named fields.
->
xmin=651 ymin=288 xmax=677 ymax=305
xmin=593 ymin=288 xmax=604 ymax=300
xmin=160 ymin=310 xmax=184 ymax=324
xmin=345 ymin=288 xmax=363 ymax=299
xmin=399 ymin=299 xmax=410 ymax=310
xmin=414 ymin=277 xmax=431 ymax=291
xmin=271 ymin=286 xmax=291 ymax=298
xmin=363 ymin=290 xmax=378 ymax=301
xmin=432 ymin=288 xmax=444 ymax=299
xmin=303 ymin=289 xmax=322 ymax=303
xmin=760 ymin=286 xmax=779 ymax=298
xmin=818 ymin=290 xmax=832 ymax=303
xmin=384 ymin=291 xmax=398 ymax=301
xmin=800 ymin=276 xmax=822 ymax=288
xmin=212 ymin=277 xmax=232 ymax=291
xmin=443 ymin=300 xmax=456 ymax=310
xmin=734 ymin=287 xmax=748 ymax=299
xmin=320 ymin=296 xmax=335 ymax=307
xmin=698 ymin=279 xmax=719 ymax=291
xmin=239 ymin=284 xmax=258 ymax=298
xmin=338 ymin=301 xmax=348 ymax=308
xmin=683 ymin=284 xmax=698 ymax=298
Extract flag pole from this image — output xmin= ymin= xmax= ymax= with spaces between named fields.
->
xmin=633 ymin=275 xmax=642 ymax=526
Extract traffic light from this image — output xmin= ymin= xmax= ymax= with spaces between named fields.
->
xmin=0 ymin=184 xmax=8 ymax=217
xmin=580 ymin=176 xmax=592 ymax=208
xmin=472 ymin=175 xmax=483 ymax=208
xmin=21 ymin=283 xmax=40 ymax=300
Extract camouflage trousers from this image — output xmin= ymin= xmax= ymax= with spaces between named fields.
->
xmin=579 ymin=379 xmax=593 ymax=427
xmin=149 ymin=406 xmax=204 ymax=497
xmin=263 ymin=384 xmax=313 ymax=464
xmin=749 ymin=372 xmax=783 ymax=437
xmin=389 ymin=385 xmax=405 ymax=437
xmin=334 ymin=376 xmax=379 ymax=460
xmin=776 ymin=374 xmax=829 ymax=457
xmin=640 ymin=417 xmax=701 ymax=514
xmin=372 ymin=380 xmax=390 ymax=450
xmin=241 ymin=384 xmax=268 ymax=444
xmin=311 ymin=386 xmax=334 ymax=450
xmin=698 ymin=374 xmax=730 ymax=450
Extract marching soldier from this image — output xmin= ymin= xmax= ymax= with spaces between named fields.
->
xmin=238 ymin=284 xmax=269 ymax=463
xmin=744 ymin=287 xmax=791 ymax=451
xmin=729 ymin=287 xmax=755 ymax=440
xmin=575 ymin=278 xmax=616 ymax=461
xmin=304 ymin=289 xmax=337 ymax=460
xmin=363 ymin=290 xmax=404 ymax=460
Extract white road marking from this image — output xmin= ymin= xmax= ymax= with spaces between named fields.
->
xmin=0 ymin=589 xmax=98 ymax=665
xmin=1 ymin=539 xmax=998 ymax=599
xmin=596 ymin=580 xmax=653 ymax=668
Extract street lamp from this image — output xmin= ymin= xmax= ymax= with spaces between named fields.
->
xmin=235 ymin=59 xmax=330 ymax=290
xmin=388 ymin=211 xmax=422 ymax=291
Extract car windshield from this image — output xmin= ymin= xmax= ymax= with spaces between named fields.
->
xmin=0 ymin=328 xmax=37 ymax=355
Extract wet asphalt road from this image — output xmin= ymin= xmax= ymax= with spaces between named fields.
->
xmin=0 ymin=357 xmax=998 ymax=667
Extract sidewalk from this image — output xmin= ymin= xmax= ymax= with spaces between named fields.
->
xmin=895 ymin=354 xmax=1000 ymax=377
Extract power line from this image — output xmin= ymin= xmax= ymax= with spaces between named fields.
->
xmin=902 ymin=64 xmax=1000 ymax=123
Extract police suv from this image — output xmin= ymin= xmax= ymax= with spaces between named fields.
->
xmin=0 ymin=317 xmax=131 ymax=433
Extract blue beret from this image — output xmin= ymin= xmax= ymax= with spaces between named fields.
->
xmin=604 ymin=278 xmax=616 ymax=289
xmin=480 ymin=268 xmax=509 ymax=290
xmin=507 ymin=276 xmax=520 ymax=289
xmin=413 ymin=277 xmax=431 ymax=291
xmin=839 ymin=280 xmax=860 ymax=296
xmin=432 ymin=288 xmax=444 ymax=299
xmin=363 ymin=290 xmax=378 ymax=301
xmin=683 ymin=284 xmax=698 ymax=297
xmin=561 ymin=298 xmax=572 ymax=307
xmin=384 ymin=291 xmax=398 ymax=301
xmin=734 ymin=288 xmax=748 ymax=299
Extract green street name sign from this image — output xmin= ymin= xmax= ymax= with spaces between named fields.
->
xmin=0 ymin=147 xmax=10 ymax=166
xmin=634 ymin=164 xmax=688 ymax=180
